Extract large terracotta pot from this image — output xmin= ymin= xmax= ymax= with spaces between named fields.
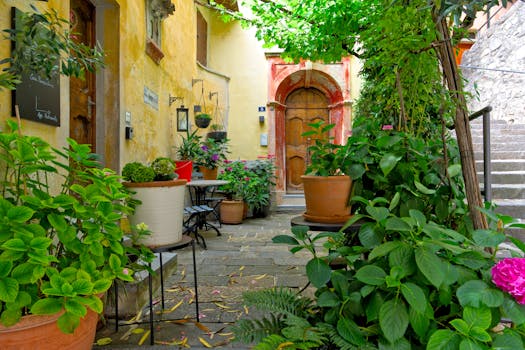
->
xmin=0 ymin=307 xmax=98 ymax=350
xmin=199 ymin=166 xmax=218 ymax=180
xmin=124 ymin=179 xmax=187 ymax=248
xmin=220 ymin=200 xmax=244 ymax=224
xmin=301 ymin=175 xmax=352 ymax=224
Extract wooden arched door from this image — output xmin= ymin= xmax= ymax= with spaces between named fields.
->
xmin=69 ymin=0 xmax=96 ymax=152
xmin=285 ymin=88 xmax=329 ymax=193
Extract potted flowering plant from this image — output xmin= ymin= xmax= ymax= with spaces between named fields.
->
xmin=122 ymin=157 xmax=187 ymax=247
xmin=216 ymin=160 xmax=251 ymax=223
xmin=194 ymin=138 xmax=229 ymax=179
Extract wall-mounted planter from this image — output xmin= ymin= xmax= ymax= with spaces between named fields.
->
xmin=207 ymin=131 xmax=227 ymax=142
xmin=195 ymin=113 xmax=211 ymax=128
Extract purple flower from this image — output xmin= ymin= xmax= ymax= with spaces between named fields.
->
xmin=201 ymin=145 xmax=209 ymax=151
xmin=211 ymin=154 xmax=219 ymax=161
xmin=492 ymin=258 xmax=525 ymax=304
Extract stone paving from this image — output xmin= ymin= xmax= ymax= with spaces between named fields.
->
xmin=94 ymin=210 xmax=312 ymax=349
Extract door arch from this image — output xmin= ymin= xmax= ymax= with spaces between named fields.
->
xmin=285 ymin=88 xmax=329 ymax=193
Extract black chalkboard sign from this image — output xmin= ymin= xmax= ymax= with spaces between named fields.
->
xmin=11 ymin=8 xmax=60 ymax=126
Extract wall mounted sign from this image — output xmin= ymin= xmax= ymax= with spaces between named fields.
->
xmin=258 ymin=106 xmax=266 ymax=112
xmin=143 ymin=86 xmax=159 ymax=110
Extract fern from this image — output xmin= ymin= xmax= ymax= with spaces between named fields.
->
xmin=317 ymin=323 xmax=364 ymax=350
xmin=253 ymin=334 xmax=321 ymax=350
xmin=232 ymin=314 xmax=284 ymax=344
xmin=243 ymin=287 xmax=314 ymax=318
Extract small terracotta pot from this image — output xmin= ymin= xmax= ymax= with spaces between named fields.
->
xmin=220 ymin=200 xmax=244 ymax=224
xmin=199 ymin=166 xmax=218 ymax=180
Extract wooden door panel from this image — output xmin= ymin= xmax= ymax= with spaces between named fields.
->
xmin=285 ymin=88 xmax=329 ymax=193
xmin=70 ymin=0 xmax=96 ymax=151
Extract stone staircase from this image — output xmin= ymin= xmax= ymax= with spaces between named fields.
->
xmin=471 ymin=119 xmax=525 ymax=239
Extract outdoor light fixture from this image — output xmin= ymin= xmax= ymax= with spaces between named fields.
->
xmin=176 ymin=105 xmax=189 ymax=131
xmin=169 ymin=94 xmax=183 ymax=106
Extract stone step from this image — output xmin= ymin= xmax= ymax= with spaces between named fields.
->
xmin=493 ymin=199 xmax=525 ymax=220
xmin=475 ymin=150 xmax=525 ymax=160
xmin=473 ymin=142 xmax=525 ymax=152
xmin=478 ymin=171 xmax=525 ymax=184
xmin=470 ymin=121 xmax=525 ymax=129
xmin=481 ymin=183 xmax=525 ymax=200
xmin=476 ymin=159 xmax=525 ymax=172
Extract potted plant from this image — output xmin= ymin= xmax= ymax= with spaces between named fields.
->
xmin=122 ymin=157 xmax=187 ymax=247
xmin=244 ymin=157 xmax=277 ymax=218
xmin=207 ymin=123 xmax=228 ymax=142
xmin=301 ymin=121 xmax=354 ymax=223
xmin=194 ymin=138 xmax=229 ymax=180
xmin=173 ymin=129 xmax=202 ymax=182
xmin=0 ymin=121 xmax=153 ymax=349
xmin=194 ymin=113 xmax=212 ymax=128
xmin=216 ymin=160 xmax=252 ymax=224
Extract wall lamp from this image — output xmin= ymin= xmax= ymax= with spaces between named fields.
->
xmin=169 ymin=94 xmax=183 ymax=106
xmin=176 ymin=105 xmax=189 ymax=131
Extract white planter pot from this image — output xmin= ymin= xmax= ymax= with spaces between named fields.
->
xmin=124 ymin=179 xmax=187 ymax=248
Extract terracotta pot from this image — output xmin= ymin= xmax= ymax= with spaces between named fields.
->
xmin=174 ymin=160 xmax=193 ymax=182
xmin=220 ymin=200 xmax=244 ymax=224
xmin=199 ymin=166 xmax=218 ymax=180
xmin=124 ymin=179 xmax=187 ymax=248
xmin=0 ymin=307 xmax=98 ymax=350
xmin=301 ymin=175 xmax=352 ymax=224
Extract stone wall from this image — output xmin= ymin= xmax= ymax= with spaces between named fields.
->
xmin=462 ymin=1 xmax=525 ymax=123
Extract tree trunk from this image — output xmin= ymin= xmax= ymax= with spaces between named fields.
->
xmin=434 ymin=17 xmax=488 ymax=230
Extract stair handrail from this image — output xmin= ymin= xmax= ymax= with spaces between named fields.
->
xmin=448 ymin=106 xmax=493 ymax=202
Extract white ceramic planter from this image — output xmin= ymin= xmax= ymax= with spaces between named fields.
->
xmin=124 ymin=179 xmax=187 ymax=248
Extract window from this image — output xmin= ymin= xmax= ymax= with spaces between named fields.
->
xmin=196 ymin=10 xmax=207 ymax=66
xmin=145 ymin=0 xmax=175 ymax=64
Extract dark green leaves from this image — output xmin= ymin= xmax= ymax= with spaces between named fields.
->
xmin=379 ymin=300 xmax=408 ymax=343
xmin=306 ymin=258 xmax=331 ymax=288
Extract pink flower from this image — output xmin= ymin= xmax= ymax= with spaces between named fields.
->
xmin=492 ymin=258 xmax=525 ymax=304
xmin=122 ymin=268 xmax=130 ymax=275
xmin=382 ymin=124 xmax=393 ymax=130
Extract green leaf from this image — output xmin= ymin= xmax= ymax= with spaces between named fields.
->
xmin=457 ymin=280 xmax=504 ymax=308
xmin=11 ymin=262 xmax=37 ymax=284
xmin=492 ymin=332 xmax=524 ymax=350
xmin=463 ymin=306 xmax=491 ymax=329
xmin=108 ymin=254 xmax=121 ymax=271
xmin=379 ymin=299 xmax=408 ymax=343
xmin=389 ymin=192 xmax=400 ymax=211
xmin=355 ymin=265 xmax=386 ymax=286
xmin=385 ymin=217 xmax=412 ymax=232
xmin=83 ymin=294 xmax=103 ymax=313
xmin=0 ymin=308 xmax=21 ymax=327
xmin=29 ymin=237 xmax=53 ymax=250
xmin=401 ymin=282 xmax=427 ymax=312
xmin=469 ymin=326 xmax=491 ymax=342
xmin=450 ymin=318 xmax=470 ymax=335
xmin=331 ymin=271 xmax=349 ymax=299
xmin=415 ymin=246 xmax=444 ymax=288
xmin=366 ymin=291 xmax=383 ymax=322
xmin=337 ymin=317 xmax=365 ymax=346
xmin=409 ymin=209 xmax=426 ymax=227
xmin=379 ymin=153 xmax=402 ymax=176
xmin=472 ymin=229 xmax=505 ymax=247
xmin=459 ymin=338 xmax=484 ymax=350
xmin=448 ymin=164 xmax=462 ymax=177
xmin=71 ymin=279 xmax=93 ymax=295
xmin=502 ymin=297 xmax=525 ymax=326
xmin=409 ymin=307 xmax=429 ymax=338
xmin=0 ymin=261 xmax=13 ymax=278
xmin=358 ymin=223 xmax=383 ymax=249
xmin=317 ymin=290 xmax=340 ymax=307
xmin=369 ymin=241 xmax=403 ymax=261
xmin=57 ymin=311 xmax=80 ymax=334
xmin=427 ymin=329 xmax=461 ymax=350
xmin=272 ymin=235 xmax=299 ymax=246
xmin=366 ymin=206 xmax=389 ymax=222
xmin=414 ymin=180 xmax=435 ymax=194
xmin=65 ymin=298 xmax=87 ymax=317
xmin=92 ymin=279 xmax=112 ymax=294
xmin=306 ymin=257 xmax=331 ymax=288
xmin=47 ymin=213 xmax=68 ymax=232
xmin=0 ymin=277 xmax=18 ymax=302
xmin=7 ymin=206 xmax=34 ymax=223
xmin=389 ymin=245 xmax=416 ymax=277
xmin=2 ymin=238 xmax=27 ymax=252
xmin=31 ymin=298 xmax=63 ymax=315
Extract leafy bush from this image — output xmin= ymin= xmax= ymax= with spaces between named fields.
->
xmin=122 ymin=162 xmax=155 ymax=183
xmin=151 ymin=157 xmax=176 ymax=181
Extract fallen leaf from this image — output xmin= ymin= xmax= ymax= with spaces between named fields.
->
xmin=199 ymin=336 xmax=213 ymax=348
xmin=138 ymin=330 xmax=151 ymax=346
xmin=277 ymin=341 xmax=294 ymax=349
xmin=244 ymin=305 xmax=249 ymax=314
xmin=195 ymin=321 xmax=211 ymax=333
xmin=218 ymin=332 xmax=234 ymax=336
xmin=131 ymin=328 xmax=145 ymax=334
xmin=239 ymin=266 xmax=245 ymax=271
xmin=255 ymin=274 xmax=267 ymax=280
xmin=167 ymin=299 xmax=184 ymax=313
xmin=214 ymin=302 xmax=231 ymax=309
xmin=96 ymin=337 xmax=113 ymax=346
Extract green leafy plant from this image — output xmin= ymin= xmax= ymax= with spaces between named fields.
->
xmin=303 ymin=121 xmax=349 ymax=176
xmin=194 ymin=138 xmax=229 ymax=169
xmin=0 ymin=121 xmax=152 ymax=333
xmin=174 ymin=129 xmax=202 ymax=160
xmin=122 ymin=157 xmax=176 ymax=183
xmin=235 ymin=198 xmax=525 ymax=348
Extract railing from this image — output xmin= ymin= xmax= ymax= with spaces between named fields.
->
xmin=448 ymin=106 xmax=493 ymax=202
